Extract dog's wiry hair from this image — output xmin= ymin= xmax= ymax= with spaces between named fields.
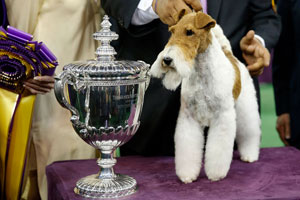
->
xmin=166 ymin=12 xmax=241 ymax=100
xmin=167 ymin=12 xmax=216 ymax=62
xmin=223 ymin=49 xmax=241 ymax=100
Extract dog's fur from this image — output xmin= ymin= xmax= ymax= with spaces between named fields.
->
xmin=150 ymin=12 xmax=261 ymax=183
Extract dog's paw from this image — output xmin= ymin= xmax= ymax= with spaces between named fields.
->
xmin=239 ymin=149 xmax=259 ymax=163
xmin=207 ymin=173 xmax=226 ymax=182
xmin=205 ymin=162 xmax=230 ymax=182
xmin=179 ymin=176 xmax=197 ymax=184
xmin=240 ymin=154 xmax=258 ymax=163
xmin=205 ymin=168 xmax=228 ymax=182
xmin=176 ymin=165 xmax=200 ymax=184
xmin=177 ymin=172 xmax=198 ymax=184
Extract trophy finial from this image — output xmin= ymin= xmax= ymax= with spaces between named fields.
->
xmin=93 ymin=15 xmax=119 ymax=63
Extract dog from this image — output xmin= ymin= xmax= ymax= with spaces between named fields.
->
xmin=150 ymin=11 xmax=261 ymax=183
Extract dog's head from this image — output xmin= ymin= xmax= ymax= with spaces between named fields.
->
xmin=150 ymin=11 xmax=216 ymax=90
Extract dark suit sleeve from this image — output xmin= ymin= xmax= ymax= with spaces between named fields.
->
xmin=101 ymin=0 xmax=162 ymax=38
xmin=249 ymin=0 xmax=281 ymax=50
xmin=272 ymin=0 xmax=292 ymax=116
xmin=101 ymin=0 xmax=140 ymax=29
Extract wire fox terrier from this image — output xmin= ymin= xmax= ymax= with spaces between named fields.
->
xmin=150 ymin=12 xmax=261 ymax=183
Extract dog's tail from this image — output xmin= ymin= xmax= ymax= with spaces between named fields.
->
xmin=212 ymin=24 xmax=233 ymax=53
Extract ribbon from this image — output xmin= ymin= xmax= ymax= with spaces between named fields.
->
xmin=0 ymin=90 xmax=35 ymax=200
xmin=0 ymin=6 xmax=58 ymax=199
xmin=0 ymin=26 xmax=58 ymax=93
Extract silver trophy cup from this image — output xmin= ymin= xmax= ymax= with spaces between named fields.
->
xmin=54 ymin=15 xmax=150 ymax=198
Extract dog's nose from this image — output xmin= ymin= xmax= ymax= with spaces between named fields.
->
xmin=163 ymin=57 xmax=173 ymax=66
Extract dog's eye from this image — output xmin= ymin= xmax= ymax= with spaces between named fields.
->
xmin=186 ymin=29 xmax=194 ymax=36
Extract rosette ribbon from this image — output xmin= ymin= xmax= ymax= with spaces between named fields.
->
xmin=0 ymin=25 xmax=58 ymax=200
xmin=0 ymin=26 xmax=58 ymax=92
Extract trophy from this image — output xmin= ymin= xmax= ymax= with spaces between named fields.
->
xmin=54 ymin=15 xmax=150 ymax=198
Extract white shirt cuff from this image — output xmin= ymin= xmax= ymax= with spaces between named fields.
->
xmin=254 ymin=34 xmax=266 ymax=47
xmin=131 ymin=0 xmax=159 ymax=26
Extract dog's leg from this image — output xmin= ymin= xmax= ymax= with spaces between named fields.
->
xmin=175 ymin=105 xmax=204 ymax=184
xmin=235 ymin=73 xmax=261 ymax=162
xmin=204 ymin=107 xmax=236 ymax=181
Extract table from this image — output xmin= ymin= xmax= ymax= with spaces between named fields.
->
xmin=46 ymin=147 xmax=300 ymax=200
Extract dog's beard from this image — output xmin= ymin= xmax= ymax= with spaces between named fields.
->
xmin=162 ymin=70 xmax=182 ymax=91
xmin=150 ymin=51 xmax=166 ymax=78
xmin=150 ymin=46 xmax=194 ymax=91
xmin=150 ymin=55 xmax=182 ymax=91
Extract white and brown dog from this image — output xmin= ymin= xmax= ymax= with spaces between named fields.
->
xmin=150 ymin=12 xmax=261 ymax=183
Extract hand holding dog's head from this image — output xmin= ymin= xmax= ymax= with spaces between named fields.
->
xmin=150 ymin=11 xmax=216 ymax=91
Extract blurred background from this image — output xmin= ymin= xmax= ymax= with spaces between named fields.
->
xmin=259 ymin=62 xmax=284 ymax=148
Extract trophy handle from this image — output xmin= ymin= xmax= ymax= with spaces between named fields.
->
xmin=54 ymin=71 xmax=80 ymax=117
xmin=137 ymin=60 xmax=150 ymax=89
xmin=146 ymin=70 xmax=151 ymax=89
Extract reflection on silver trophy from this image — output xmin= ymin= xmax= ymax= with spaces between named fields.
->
xmin=54 ymin=15 xmax=150 ymax=198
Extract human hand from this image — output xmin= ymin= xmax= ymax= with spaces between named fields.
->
xmin=23 ymin=76 xmax=55 ymax=94
xmin=276 ymin=113 xmax=291 ymax=146
xmin=152 ymin=0 xmax=202 ymax=26
xmin=240 ymin=30 xmax=271 ymax=76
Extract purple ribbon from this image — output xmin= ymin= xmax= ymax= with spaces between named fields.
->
xmin=6 ymin=26 xmax=32 ymax=41
xmin=0 ymin=25 xmax=58 ymax=93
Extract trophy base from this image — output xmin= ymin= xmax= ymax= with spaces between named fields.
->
xmin=74 ymin=173 xmax=137 ymax=198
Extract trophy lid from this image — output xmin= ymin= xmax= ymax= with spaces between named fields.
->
xmin=63 ymin=15 xmax=149 ymax=80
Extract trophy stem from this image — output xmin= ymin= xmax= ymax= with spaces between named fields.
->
xmin=74 ymin=149 xmax=137 ymax=198
xmin=97 ymin=151 xmax=116 ymax=179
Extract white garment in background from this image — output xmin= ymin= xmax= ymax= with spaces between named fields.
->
xmin=6 ymin=0 xmax=102 ymax=199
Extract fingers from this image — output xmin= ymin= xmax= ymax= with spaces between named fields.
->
xmin=164 ymin=16 xmax=176 ymax=26
xmin=243 ymin=37 xmax=271 ymax=76
xmin=24 ymin=81 xmax=53 ymax=92
xmin=173 ymin=2 xmax=191 ymax=22
xmin=253 ymin=46 xmax=270 ymax=67
xmin=23 ymin=83 xmax=50 ymax=94
xmin=155 ymin=0 xmax=197 ymax=26
xmin=33 ymin=75 xmax=55 ymax=83
xmin=262 ymin=47 xmax=271 ymax=67
xmin=25 ymin=78 xmax=54 ymax=89
xmin=284 ymin=121 xmax=291 ymax=140
xmin=247 ymin=57 xmax=264 ymax=76
xmin=240 ymin=30 xmax=256 ymax=52
xmin=276 ymin=114 xmax=291 ymax=146
xmin=23 ymin=84 xmax=47 ymax=94
xmin=184 ymin=0 xmax=203 ymax=11
xmin=277 ymin=125 xmax=290 ymax=146
xmin=23 ymin=76 xmax=55 ymax=95
xmin=245 ymin=30 xmax=255 ymax=44
xmin=172 ymin=1 xmax=192 ymax=25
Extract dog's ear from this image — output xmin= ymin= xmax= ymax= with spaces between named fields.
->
xmin=195 ymin=12 xmax=216 ymax=30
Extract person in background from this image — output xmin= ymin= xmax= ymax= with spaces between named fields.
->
xmin=4 ymin=0 xmax=103 ymax=199
xmin=272 ymin=0 xmax=300 ymax=149
xmin=0 ymin=1 xmax=56 ymax=198
xmin=101 ymin=0 xmax=281 ymax=157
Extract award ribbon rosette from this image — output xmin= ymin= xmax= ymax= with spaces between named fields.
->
xmin=0 ymin=21 xmax=58 ymax=200
xmin=0 ymin=26 xmax=57 ymax=92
